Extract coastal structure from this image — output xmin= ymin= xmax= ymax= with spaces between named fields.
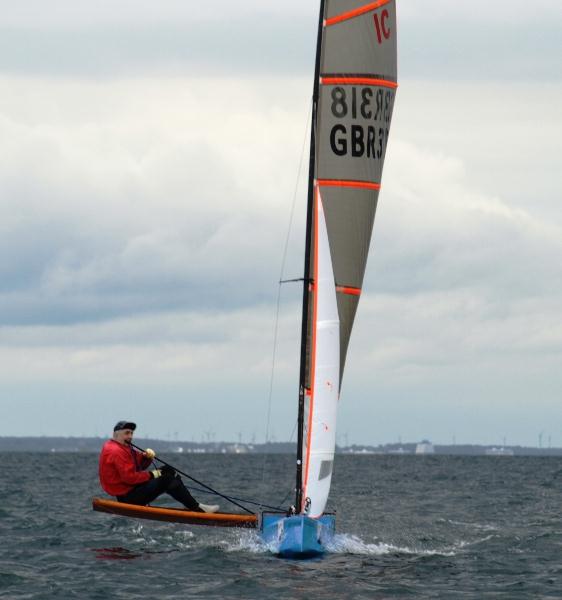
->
xmin=415 ymin=441 xmax=435 ymax=455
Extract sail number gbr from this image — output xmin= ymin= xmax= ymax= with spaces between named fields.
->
xmin=328 ymin=86 xmax=394 ymax=159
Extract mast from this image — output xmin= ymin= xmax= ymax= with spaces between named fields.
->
xmin=295 ymin=0 xmax=325 ymax=514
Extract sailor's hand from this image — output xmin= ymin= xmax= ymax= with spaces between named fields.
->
xmin=150 ymin=469 xmax=162 ymax=479
xmin=144 ymin=448 xmax=156 ymax=460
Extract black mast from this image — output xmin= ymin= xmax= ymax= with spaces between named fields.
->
xmin=295 ymin=0 xmax=325 ymax=514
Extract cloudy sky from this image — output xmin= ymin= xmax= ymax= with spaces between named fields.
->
xmin=1 ymin=1 xmax=560 ymax=446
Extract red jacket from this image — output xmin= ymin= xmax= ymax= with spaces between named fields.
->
xmin=99 ymin=439 xmax=152 ymax=496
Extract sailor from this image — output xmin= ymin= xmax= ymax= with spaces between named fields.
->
xmin=99 ymin=421 xmax=219 ymax=513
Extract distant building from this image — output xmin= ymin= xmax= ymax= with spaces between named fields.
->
xmin=415 ymin=441 xmax=435 ymax=455
xmin=225 ymin=444 xmax=249 ymax=454
xmin=387 ymin=447 xmax=409 ymax=455
xmin=485 ymin=447 xmax=514 ymax=456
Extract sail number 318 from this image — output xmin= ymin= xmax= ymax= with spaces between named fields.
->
xmin=329 ymin=86 xmax=393 ymax=159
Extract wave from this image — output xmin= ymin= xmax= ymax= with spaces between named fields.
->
xmin=325 ymin=533 xmax=458 ymax=556
xmin=114 ymin=520 xmax=496 ymax=560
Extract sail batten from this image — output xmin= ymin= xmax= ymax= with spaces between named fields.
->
xmin=321 ymin=76 xmax=398 ymax=87
xmin=318 ymin=179 xmax=381 ymax=190
xmin=325 ymin=0 xmax=394 ymax=26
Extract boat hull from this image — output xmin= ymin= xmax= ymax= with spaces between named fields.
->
xmin=261 ymin=512 xmax=335 ymax=558
xmin=92 ymin=497 xmax=257 ymax=528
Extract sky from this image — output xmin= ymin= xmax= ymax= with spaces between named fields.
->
xmin=0 ymin=1 xmax=560 ymax=446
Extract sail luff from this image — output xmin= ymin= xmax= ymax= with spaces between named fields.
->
xmin=295 ymin=0 xmax=327 ymax=514
xmin=301 ymin=189 xmax=340 ymax=517
xmin=301 ymin=187 xmax=319 ymax=509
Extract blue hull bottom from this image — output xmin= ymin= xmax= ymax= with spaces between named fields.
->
xmin=261 ymin=513 xmax=336 ymax=558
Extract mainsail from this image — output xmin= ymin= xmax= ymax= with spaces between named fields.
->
xmin=297 ymin=0 xmax=398 ymax=517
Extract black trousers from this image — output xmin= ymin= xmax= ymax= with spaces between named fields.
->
xmin=118 ymin=474 xmax=201 ymax=511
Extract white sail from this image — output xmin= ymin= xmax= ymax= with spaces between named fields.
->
xmin=301 ymin=189 xmax=340 ymax=518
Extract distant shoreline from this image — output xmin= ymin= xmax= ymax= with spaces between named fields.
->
xmin=1 ymin=436 xmax=561 ymax=456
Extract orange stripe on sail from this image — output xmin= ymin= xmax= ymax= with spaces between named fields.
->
xmin=325 ymin=0 xmax=393 ymax=26
xmin=321 ymin=76 xmax=398 ymax=90
xmin=302 ymin=186 xmax=320 ymax=511
xmin=318 ymin=179 xmax=381 ymax=191
xmin=336 ymin=286 xmax=362 ymax=296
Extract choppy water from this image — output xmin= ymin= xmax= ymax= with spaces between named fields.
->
xmin=2 ymin=452 xmax=562 ymax=599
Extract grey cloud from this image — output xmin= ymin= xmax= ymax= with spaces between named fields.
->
xmin=368 ymin=214 xmax=562 ymax=299
xmin=0 ymin=0 xmax=314 ymax=28
xmin=1 ymin=3 xmax=560 ymax=81
xmin=0 ymin=74 xmax=310 ymax=327
xmin=366 ymin=195 xmax=562 ymax=301
xmin=1 ymin=212 xmax=290 ymax=326
xmin=0 ymin=22 xmax=315 ymax=78
xmin=400 ymin=20 xmax=560 ymax=82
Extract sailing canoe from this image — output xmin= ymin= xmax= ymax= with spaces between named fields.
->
xmin=92 ymin=497 xmax=257 ymax=528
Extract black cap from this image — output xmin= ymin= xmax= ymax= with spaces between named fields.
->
xmin=113 ymin=421 xmax=136 ymax=432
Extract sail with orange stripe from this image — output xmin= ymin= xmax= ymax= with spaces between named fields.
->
xmin=296 ymin=0 xmax=397 ymax=517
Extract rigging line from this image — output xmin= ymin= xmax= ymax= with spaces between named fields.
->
xmin=278 ymin=98 xmax=314 ymax=286
xmin=130 ymin=443 xmax=254 ymax=514
xmin=260 ymin=99 xmax=313 ymax=490
xmin=183 ymin=483 xmax=286 ymax=512
xmin=139 ymin=453 xmax=286 ymax=511
xmin=138 ymin=448 xmax=285 ymax=512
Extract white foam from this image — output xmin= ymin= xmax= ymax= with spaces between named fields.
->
xmin=222 ymin=530 xmax=274 ymax=554
xmin=445 ymin=519 xmax=498 ymax=532
xmin=120 ymin=521 xmax=198 ymax=551
xmin=122 ymin=522 xmax=490 ymax=558
xmin=326 ymin=533 xmax=459 ymax=557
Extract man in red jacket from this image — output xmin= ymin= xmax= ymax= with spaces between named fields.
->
xmin=99 ymin=421 xmax=218 ymax=513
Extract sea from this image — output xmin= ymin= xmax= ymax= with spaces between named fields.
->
xmin=1 ymin=452 xmax=562 ymax=599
